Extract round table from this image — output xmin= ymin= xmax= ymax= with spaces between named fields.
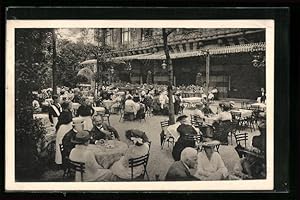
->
xmin=204 ymin=115 xmax=219 ymax=125
xmin=87 ymin=140 xmax=128 ymax=169
xmin=182 ymin=97 xmax=203 ymax=104
xmin=93 ymin=107 xmax=106 ymax=115
xmin=102 ymin=100 xmax=115 ymax=109
xmin=231 ymin=109 xmax=253 ymax=118
xmin=250 ymin=103 xmax=266 ymax=111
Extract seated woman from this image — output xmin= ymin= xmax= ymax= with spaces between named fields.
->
xmin=77 ymin=97 xmax=95 ymax=131
xmin=69 ymin=131 xmax=114 ymax=182
xmin=55 ymin=101 xmax=73 ymax=165
xmin=172 ymin=115 xmax=200 ymax=161
xmin=194 ymin=141 xmax=228 ymax=180
xmin=110 ymin=130 xmax=150 ymax=180
xmin=213 ymin=104 xmax=233 ymax=144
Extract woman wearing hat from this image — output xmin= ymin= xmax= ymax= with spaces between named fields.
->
xmin=194 ymin=141 xmax=228 ymax=180
xmin=110 ymin=130 xmax=150 ymax=180
xmin=55 ymin=101 xmax=73 ymax=165
xmin=69 ymin=131 xmax=114 ymax=182
xmin=77 ymin=97 xmax=95 ymax=131
xmin=172 ymin=115 xmax=200 ymax=161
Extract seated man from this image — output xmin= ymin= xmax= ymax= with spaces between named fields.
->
xmin=194 ymin=141 xmax=228 ymax=180
xmin=165 ymin=147 xmax=200 ymax=181
xmin=124 ymin=96 xmax=138 ymax=120
xmin=89 ymin=115 xmax=120 ymax=144
xmin=193 ymin=103 xmax=206 ymax=120
xmin=69 ymin=131 xmax=115 ymax=182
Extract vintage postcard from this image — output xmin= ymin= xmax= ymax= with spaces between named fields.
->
xmin=5 ymin=19 xmax=274 ymax=191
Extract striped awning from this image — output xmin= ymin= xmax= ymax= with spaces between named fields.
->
xmin=112 ymin=42 xmax=265 ymax=61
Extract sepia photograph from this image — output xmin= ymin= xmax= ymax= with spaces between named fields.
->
xmin=5 ymin=19 xmax=274 ymax=191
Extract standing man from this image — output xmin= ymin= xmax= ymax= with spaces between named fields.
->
xmin=48 ymin=94 xmax=62 ymax=129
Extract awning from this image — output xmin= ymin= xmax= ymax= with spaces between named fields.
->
xmin=112 ymin=42 xmax=266 ymax=61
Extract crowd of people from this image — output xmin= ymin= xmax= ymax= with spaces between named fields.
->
xmin=31 ymin=82 xmax=266 ymax=182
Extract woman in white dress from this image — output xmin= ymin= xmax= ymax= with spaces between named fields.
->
xmin=110 ymin=130 xmax=150 ymax=180
xmin=194 ymin=141 xmax=228 ymax=180
xmin=55 ymin=102 xmax=73 ymax=165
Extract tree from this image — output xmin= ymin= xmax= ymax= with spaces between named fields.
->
xmin=15 ymin=29 xmax=52 ymax=180
xmin=162 ymin=28 xmax=176 ymax=124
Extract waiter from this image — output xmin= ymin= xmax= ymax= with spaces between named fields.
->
xmin=48 ymin=94 xmax=62 ymax=129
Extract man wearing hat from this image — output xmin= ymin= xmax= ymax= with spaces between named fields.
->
xmin=69 ymin=131 xmax=115 ymax=182
xmin=194 ymin=141 xmax=228 ymax=180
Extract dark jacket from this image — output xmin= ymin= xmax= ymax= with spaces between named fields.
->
xmin=61 ymin=128 xmax=77 ymax=160
xmin=172 ymin=124 xmax=197 ymax=161
xmin=89 ymin=123 xmax=120 ymax=144
xmin=48 ymin=103 xmax=62 ymax=124
xmin=77 ymin=105 xmax=95 ymax=117
xmin=165 ymin=161 xmax=199 ymax=181
xmin=55 ymin=110 xmax=73 ymax=130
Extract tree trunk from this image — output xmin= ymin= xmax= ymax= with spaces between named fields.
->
xmin=51 ymin=29 xmax=57 ymax=95
xmin=162 ymin=28 xmax=175 ymax=125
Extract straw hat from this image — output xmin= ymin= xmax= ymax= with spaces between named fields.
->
xmin=71 ymin=130 xmax=90 ymax=144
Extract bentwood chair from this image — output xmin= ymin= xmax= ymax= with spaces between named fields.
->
xmin=100 ymin=113 xmax=111 ymax=125
xmin=66 ymin=158 xmax=86 ymax=182
xmin=190 ymin=114 xmax=204 ymax=128
xmin=160 ymin=120 xmax=174 ymax=149
xmin=234 ymin=132 xmax=248 ymax=148
xmin=59 ymin=144 xmax=69 ymax=179
xmin=128 ymin=153 xmax=150 ymax=181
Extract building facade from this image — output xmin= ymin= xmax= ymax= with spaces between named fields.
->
xmin=90 ymin=28 xmax=266 ymax=99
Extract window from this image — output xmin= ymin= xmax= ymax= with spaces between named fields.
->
xmin=141 ymin=28 xmax=153 ymax=41
xmin=121 ymin=28 xmax=131 ymax=44
xmin=105 ymin=29 xmax=113 ymax=46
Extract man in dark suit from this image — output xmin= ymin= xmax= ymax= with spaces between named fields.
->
xmin=89 ymin=115 xmax=120 ymax=144
xmin=48 ymin=94 xmax=62 ymax=128
xmin=166 ymin=147 xmax=199 ymax=181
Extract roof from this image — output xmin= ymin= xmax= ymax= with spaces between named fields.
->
xmin=112 ymin=42 xmax=265 ymax=61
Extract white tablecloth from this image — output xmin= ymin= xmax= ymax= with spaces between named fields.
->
xmin=93 ymin=107 xmax=106 ymax=115
xmin=102 ymin=100 xmax=115 ymax=109
xmin=251 ymin=103 xmax=266 ymax=111
xmin=182 ymin=97 xmax=202 ymax=104
xmin=204 ymin=115 xmax=219 ymax=125
xmin=87 ymin=140 xmax=128 ymax=169
xmin=231 ymin=109 xmax=253 ymax=118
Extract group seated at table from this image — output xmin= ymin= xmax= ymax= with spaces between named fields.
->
xmin=123 ymin=95 xmax=146 ymax=121
xmin=69 ymin=130 xmax=115 ymax=182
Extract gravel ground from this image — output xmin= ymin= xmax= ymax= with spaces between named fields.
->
xmin=41 ymin=100 xmax=260 ymax=181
